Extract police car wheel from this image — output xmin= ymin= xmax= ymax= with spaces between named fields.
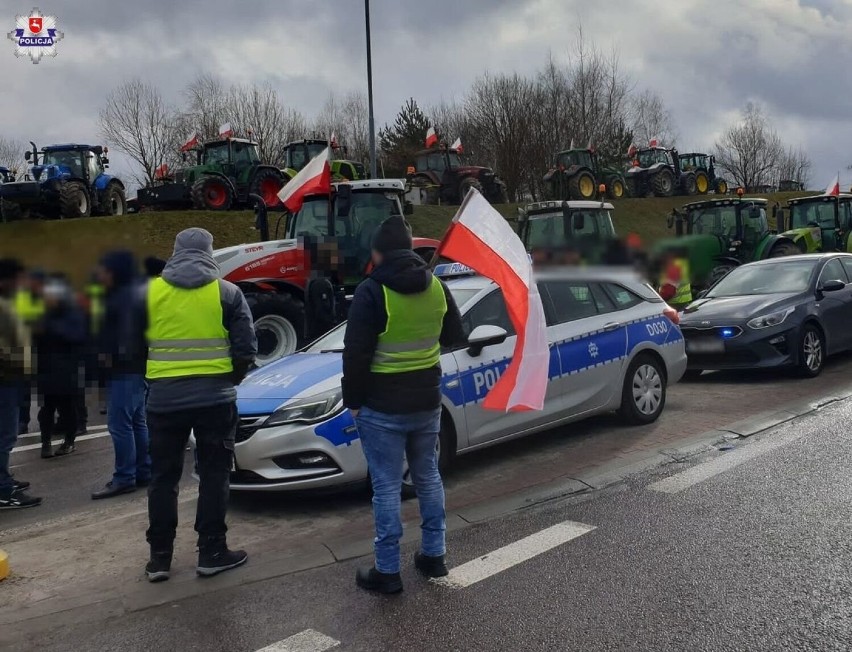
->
xmin=619 ymin=354 xmax=666 ymax=425
xmin=401 ymin=418 xmax=453 ymax=499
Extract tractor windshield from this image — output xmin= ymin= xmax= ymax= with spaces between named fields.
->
xmin=687 ymin=205 xmax=737 ymax=238
xmin=203 ymin=143 xmax=231 ymax=166
xmin=446 ymin=152 xmax=462 ymax=168
xmin=557 ymin=151 xmax=592 ymax=169
xmin=232 ymin=141 xmax=260 ymax=164
xmin=41 ymin=150 xmax=84 ymax=178
xmin=291 ymin=191 xmax=404 ymax=240
xmin=637 ymin=149 xmax=668 ymax=168
xmin=525 ymin=209 xmax=615 ymax=248
xmin=790 ymin=200 xmax=837 ymax=231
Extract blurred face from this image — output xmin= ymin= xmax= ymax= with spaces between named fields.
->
xmin=96 ymin=265 xmax=114 ymax=289
xmin=371 ymin=249 xmax=383 ymax=267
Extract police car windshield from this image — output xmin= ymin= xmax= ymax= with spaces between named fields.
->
xmin=707 ymin=259 xmax=817 ymax=297
xmin=307 ymin=286 xmax=481 ymax=353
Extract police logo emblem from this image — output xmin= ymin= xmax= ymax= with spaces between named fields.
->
xmin=8 ymin=8 xmax=64 ymax=64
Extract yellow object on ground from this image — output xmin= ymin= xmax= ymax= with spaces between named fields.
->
xmin=0 ymin=548 xmax=9 ymax=580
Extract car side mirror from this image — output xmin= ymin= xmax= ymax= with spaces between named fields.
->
xmin=403 ymin=200 xmax=414 ymax=216
xmin=467 ymin=324 xmax=508 ymax=357
xmin=819 ymin=279 xmax=845 ymax=293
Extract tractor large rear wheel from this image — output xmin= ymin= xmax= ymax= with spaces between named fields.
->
xmin=191 ymin=176 xmax=234 ymax=211
xmin=60 ymin=181 xmax=91 ymax=219
xmin=715 ymin=179 xmax=729 ymax=195
xmin=0 ymin=199 xmax=29 ymax=222
xmin=249 ymin=294 xmax=305 ymax=365
xmin=568 ymin=171 xmax=597 ymax=200
xmin=695 ymin=171 xmax=710 ymax=195
xmin=652 ymin=169 xmax=675 ymax=197
xmin=770 ymin=241 xmax=799 ymax=258
xmin=100 ymin=184 xmax=127 ymax=216
xmin=458 ymin=177 xmax=483 ymax=203
xmin=249 ymin=168 xmax=286 ymax=208
xmin=682 ymin=173 xmax=697 ymax=196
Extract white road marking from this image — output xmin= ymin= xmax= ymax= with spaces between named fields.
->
xmin=255 ymin=630 xmax=340 ymax=652
xmin=17 ymin=424 xmax=109 ymax=440
xmin=648 ymin=429 xmax=806 ymax=494
xmin=433 ymin=520 xmax=596 ymax=589
xmin=12 ymin=429 xmax=112 ymax=454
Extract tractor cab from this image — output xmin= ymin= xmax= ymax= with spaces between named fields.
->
xmin=283 ymin=139 xmax=328 ymax=173
xmin=634 ymin=147 xmax=676 ymax=170
xmin=677 ymin=198 xmax=769 ymax=254
xmin=555 ymin=149 xmax=594 ymax=170
xmin=195 ymin=138 xmax=260 ymax=170
xmin=518 ymin=200 xmax=616 ymax=264
xmin=28 ymin=143 xmax=109 ymax=185
xmin=0 ymin=167 xmax=15 ymax=184
xmin=414 ymin=148 xmax=463 ymax=174
xmin=282 ymin=139 xmax=365 ymax=182
xmin=782 ymin=194 xmax=852 ymax=253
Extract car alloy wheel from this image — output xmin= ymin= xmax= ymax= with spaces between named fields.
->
xmin=632 ymin=363 xmax=663 ymax=416
xmin=802 ymin=329 xmax=823 ymax=373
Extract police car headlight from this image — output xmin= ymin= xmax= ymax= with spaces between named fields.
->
xmin=264 ymin=388 xmax=344 ymax=427
xmin=747 ymin=307 xmax=794 ymax=330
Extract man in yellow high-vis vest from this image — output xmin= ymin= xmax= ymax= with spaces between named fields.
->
xmin=143 ymin=228 xmax=257 ymax=583
xmin=342 ymin=216 xmax=465 ymax=594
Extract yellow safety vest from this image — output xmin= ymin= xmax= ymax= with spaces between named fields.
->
xmin=145 ymin=278 xmax=233 ymax=379
xmin=14 ymin=290 xmax=44 ymax=324
xmin=86 ymin=284 xmax=105 ymax=335
xmin=370 ymin=276 xmax=447 ymax=374
xmin=672 ymin=258 xmax=692 ymax=306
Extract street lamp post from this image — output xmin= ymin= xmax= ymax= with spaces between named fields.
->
xmin=365 ymin=0 xmax=377 ymax=178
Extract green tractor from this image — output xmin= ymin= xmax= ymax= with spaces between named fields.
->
xmin=655 ymin=198 xmax=799 ymax=292
xmin=136 ymin=137 xmax=286 ymax=211
xmin=543 ymin=148 xmax=628 ymax=201
xmin=281 ymin=138 xmax=367 ymax=183
xmin=777 ymin=193 xmax=852 ymax=253
xmin=517 ymin=199 xmax=619 ymax=264
xmin=677 ymin=153 xmax=729 ymax=195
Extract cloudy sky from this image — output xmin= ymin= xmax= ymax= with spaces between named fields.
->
xmin=2 ymin=0 xmax=852 ymax=189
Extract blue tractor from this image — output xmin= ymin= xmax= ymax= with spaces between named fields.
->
xmin=0 ymin=142 xmax=126 ymax=221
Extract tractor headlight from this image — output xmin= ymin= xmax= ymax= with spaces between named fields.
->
xmin=747 ymin=307 xmax=794 ymax=330
xmin=263 ymin=387 xmax=344 ymax=427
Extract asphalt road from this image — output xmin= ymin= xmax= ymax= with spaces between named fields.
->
xmin=11 ymin=377 xmax=852 ymax=651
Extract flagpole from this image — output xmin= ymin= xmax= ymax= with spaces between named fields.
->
xmin=365 ymin=0 xmax=377 ymax=179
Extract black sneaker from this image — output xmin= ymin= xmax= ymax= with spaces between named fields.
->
xmin=41 ymin=446 xmax=54 ymax=459
xmin=12 ymin=480 xmax=30 ymax=494
xmin=414 ymin=552 xmax=449 ymax=578
xmin=196 ymin=548 xmax=248 ymax=577
xmin=145 ymin=553 xmax=172 ymax=582
xmin=355 ymin=566 xmax=403 ymax=594
xmin=54 ymin=443 xmax=76 ymax=457
xmin=0 ymin=490 xmax=42 ymax=510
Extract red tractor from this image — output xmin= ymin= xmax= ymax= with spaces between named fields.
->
xmin=214 ymin=179 xmax=440 ymax=364
xmin=406 ymin=145 xmax=508 ymax=205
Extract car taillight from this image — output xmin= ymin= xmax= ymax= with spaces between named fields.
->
xmin=663 ymin=305 xmax=680 ymax=325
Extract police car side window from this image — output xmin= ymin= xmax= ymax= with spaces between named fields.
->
xmin=462 ymin=290 xmax=516 ymax=338
xmin=603 ymin=283 xmax=643 ymax=310
xmin=541 ymin=281 xmax=598 ymax=324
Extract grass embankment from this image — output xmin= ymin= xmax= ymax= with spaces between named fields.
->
xmin=0 ymin=192 xmax=812 ymax=285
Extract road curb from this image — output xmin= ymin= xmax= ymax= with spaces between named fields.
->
xmin=0 ymin=549 xmax=8 ymax=581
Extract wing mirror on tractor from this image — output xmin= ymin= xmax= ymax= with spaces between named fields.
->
xmin=467 ymin=325 xmax=508 ymax=357
xmin=403 ymin=200 xmax=414 ymax=216
xmin=748 ymin=206 xmax=761 ymax=220
xmin=336 ymin=183 xmax=352 ymax=218
xmin=24 ymin=151 xmax=31 ymax=161
xmin=565 ymin=205 xmax=584 ymax=231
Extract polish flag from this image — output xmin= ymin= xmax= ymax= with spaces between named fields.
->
xmin=436 ymin=189 xmax=549 ymax=412
xmin=825 ymin=173 xmax=840 ymax=196
xmin=425 ymin=126 xmax=438 ymax=148
xmin=451 ymin=137 xmax=463 ymax=154
xmin=330 ymin=132 xmax=339 ymax=149
xmin=219 ymin=123 xmax=234 ymax=138
xmin=179 ymin=132 xmax=199 ymax=152
xmin=649 ymin=138 xmax=659 ymax=148
xmin=277 ymin=146 xmax=331 ymax=213
xmin=154 ymin=163 xmax=169 ymax=179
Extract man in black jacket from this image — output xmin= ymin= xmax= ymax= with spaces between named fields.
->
xmin=91 ymin=250 xmax=151 ymax=500
xmin=342 ymin=215 xmax=465 ymax=594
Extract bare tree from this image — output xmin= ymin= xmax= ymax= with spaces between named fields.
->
xmin=713 ymin=103 xmax=784 ymax=191
xmin=776 ymin=145 xmax=812 ymax=189
xmin=0 ymin=136 xmax=25 ymax=172
xmin=313 ymin=91 xmax=370 ymax=165
xmin=631 ymin=89 xmax=678 ymax=148
xmin=98 ymin=79 xmax=177 ymax=186
xmin=226 ymin=83 xmax=305 ymax=164
xmin=182 ymin=74 xmax=229 ymax=142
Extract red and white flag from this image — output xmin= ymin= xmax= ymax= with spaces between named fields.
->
xmin=436 ymin=189 xmax=549 ymax=412
xmin=330 ymin=132 xmax=339 ymax=149
xmin=179 ymin=132 xmax=199 ymax=152
xmin=649 ymin=138 xmax=659 ymax=148
xmin=451 ymin=137 xmax=463 ymax=154
xmin=825 ymin=173 xmax=840 ymax=196
xmin=154 ymin=163 xmax=169 ymax=179
xmin=277 ymin=146 xmax=331 ymax=213
xmin=425 ymin=126 xmax=438 ymax=148
xmin=219 ymin=123 xmax=234 ymax=138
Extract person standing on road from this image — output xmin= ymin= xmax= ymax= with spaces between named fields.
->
xmin=91 ymin=251 xmax=151 ymax=500
xmin=144 ymin=228 xmax=257 ymax=583
xmin=342 ymin=215 xmax=465 ymax=594
xmin=35 ymin=277 xmax=87 ymax=458
xmin=0 ymin=258 xmax=41 ymax=509
xmin=14 ymin=268 xmax=44 ymax=435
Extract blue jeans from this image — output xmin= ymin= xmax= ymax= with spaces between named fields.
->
xmin=356 ymin=406 xmax=445 ymax=574
xmin=0 ymin=383 xmax=21 ymax=494
xmin=107 ymin=374 xmax=151 ymax=487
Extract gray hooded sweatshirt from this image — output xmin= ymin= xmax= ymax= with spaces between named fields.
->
xmin=145 ymin=228 xmax=257 ymax=413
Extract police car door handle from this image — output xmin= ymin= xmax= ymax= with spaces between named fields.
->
xmin=603 ymin=321 xmax=622 ymax=332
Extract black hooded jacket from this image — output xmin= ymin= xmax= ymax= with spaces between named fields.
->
xmin=98 ymin=251 xmax=147 ymax=376
xmin=342 ymin=250 xmax=465 ymax=414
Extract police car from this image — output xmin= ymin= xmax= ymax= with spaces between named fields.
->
xmin=225 ymin=264 xmax=687 ymax=491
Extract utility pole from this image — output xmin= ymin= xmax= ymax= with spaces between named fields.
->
xmin=365 ymin=0 xmax=377 ymax=178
